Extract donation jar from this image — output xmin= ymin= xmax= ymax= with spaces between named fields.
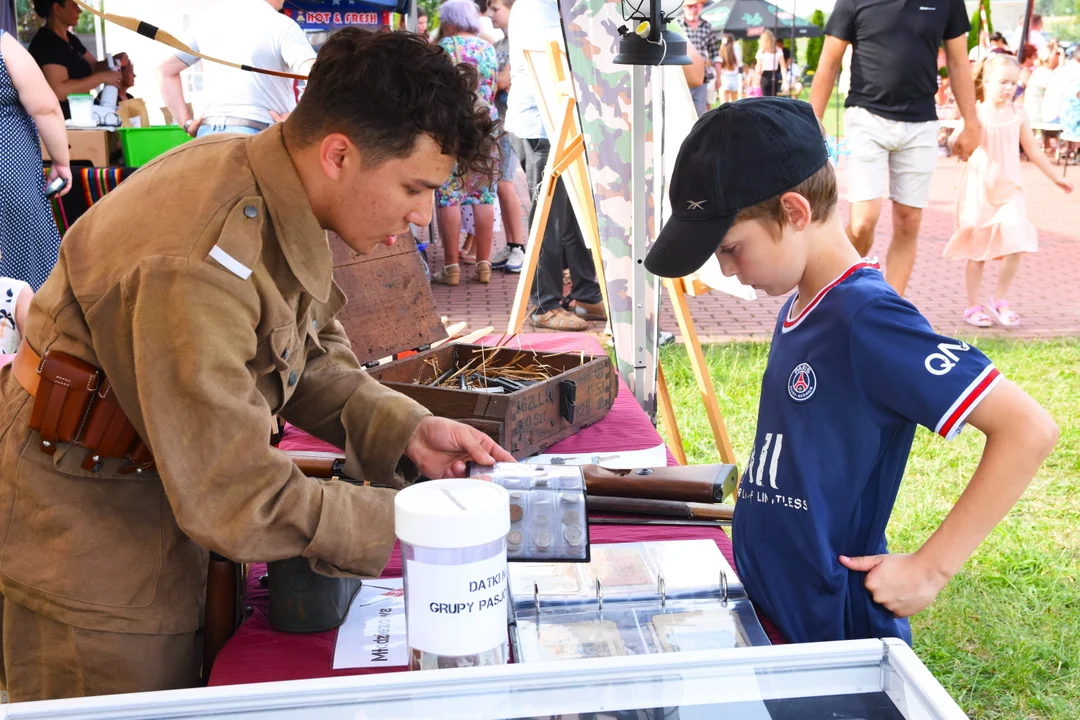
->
xmin=395 ymin=478 xmax=511 ymax=670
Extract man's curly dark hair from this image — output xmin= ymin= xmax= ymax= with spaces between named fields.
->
xmin=286 ymin=29 xmax=496 ymax=184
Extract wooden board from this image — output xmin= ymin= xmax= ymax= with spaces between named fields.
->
xmin=328 ymin=232 xmax=447 ymax=366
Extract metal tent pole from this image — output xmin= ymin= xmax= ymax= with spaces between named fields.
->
xmin=1019 ymin=0 xmax=1034 ymax=52
xmin=631 ymin=64 xmax=649 ymax=409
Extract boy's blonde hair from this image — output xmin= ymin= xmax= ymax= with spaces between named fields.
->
xmin=734 ymin=119 xmax=837 ymax=237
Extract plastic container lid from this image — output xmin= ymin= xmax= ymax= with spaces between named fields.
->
xmin=395 ymin=479 xmax=510 ymax=549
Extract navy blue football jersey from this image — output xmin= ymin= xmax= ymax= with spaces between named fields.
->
xmin=733 ymin=262 xmax=1000 ymax=645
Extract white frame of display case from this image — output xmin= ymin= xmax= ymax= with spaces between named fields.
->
xmin=0 ymin=639 xmax=966 ymax=719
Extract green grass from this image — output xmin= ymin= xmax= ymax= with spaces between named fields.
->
xmin=656 ymin=339 xmax=1080 ymax=719
xmin=796 ymin=85 xmax=846 ymax=139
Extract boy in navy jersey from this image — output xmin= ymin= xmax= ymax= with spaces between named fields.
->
xmin=645 ymin=97 xmax=1058 ymax=645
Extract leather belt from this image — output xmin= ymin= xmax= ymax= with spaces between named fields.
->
xmin=202 ymin=116 xmax=271 ymax=131
xmin=13 ymin=338 xmax=42 ymax=398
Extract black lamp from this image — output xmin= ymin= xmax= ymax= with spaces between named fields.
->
xmin=614 ymin=0 xmax=691 ymax=66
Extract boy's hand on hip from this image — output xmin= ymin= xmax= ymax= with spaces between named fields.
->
xmin=839 ymin=553 xmax=949 ymax=618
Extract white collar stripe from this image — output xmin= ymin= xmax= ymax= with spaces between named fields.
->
xmin=781 ymin=260 xmax=879 ymax=334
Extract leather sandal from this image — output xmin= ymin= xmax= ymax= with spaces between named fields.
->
xmin=475 ymin=260 xmax=492 ymax=284
xmin=571 ymin=299 xmax=607 ymax=321
xmin=531 ymin=307 xmax=587 ymax=331
xmin=431 ymin=263 xmax=460 ymax=286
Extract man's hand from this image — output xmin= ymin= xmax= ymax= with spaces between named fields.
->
xmin=951 ymin=123 xmax=980 ymax=161
xmin=184 ymin=116 xmax=204 ymax=138
xmin=839 ymin=552 xmax=949 ymax=618
xmin=404 ymin=416 xmax=515 ymax=479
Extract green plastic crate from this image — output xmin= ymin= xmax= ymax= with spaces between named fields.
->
xmin=118 ymin=126 xmax=192 ymax=167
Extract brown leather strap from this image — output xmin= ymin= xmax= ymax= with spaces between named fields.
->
xmin=38 ymin=382 xmax=69 ymax=454
xmin=12 ymin=339 xmax=42 ymax=398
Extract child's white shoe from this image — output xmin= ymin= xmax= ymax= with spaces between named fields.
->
xmin=963 ymin=305 xmax=993 ymax=328
xmin=987 ymin=298 xmax=1020 ymax=327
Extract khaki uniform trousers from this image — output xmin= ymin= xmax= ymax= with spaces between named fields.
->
xmin=0 ymin=593 xmax=202 ymax=703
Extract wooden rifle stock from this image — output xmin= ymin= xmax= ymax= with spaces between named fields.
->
xmin=203 ymin=551 xmax=241 ymax=679
xmin=580 ymin=464 xmax=737 ymax=504
xmin=288 ymin=451 xmax=348 ymax=479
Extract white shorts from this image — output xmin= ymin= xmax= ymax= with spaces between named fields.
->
xmin=844 ymin=106 xmax=939 ymax=209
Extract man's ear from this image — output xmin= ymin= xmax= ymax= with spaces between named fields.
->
xmin=318 ymin=133 xmax=353 ymax=181
xmin=779 ymin=192 xmax=813 ymax=231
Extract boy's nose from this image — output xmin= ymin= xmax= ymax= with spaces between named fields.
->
xmin=717 ymin=255 xmax=737 ymax=277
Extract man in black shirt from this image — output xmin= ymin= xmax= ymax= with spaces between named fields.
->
xmin=809 ymin=0 xmax=980 ymax=296
xmin=28 ymin=0 xmax=123 ymax=119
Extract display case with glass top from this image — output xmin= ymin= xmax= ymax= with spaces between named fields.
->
xmin=0 ymin=639 xmax=967 ymax=719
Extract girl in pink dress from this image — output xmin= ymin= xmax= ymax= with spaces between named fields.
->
xmin=945 ymin=53 xmax=1072 ymax=328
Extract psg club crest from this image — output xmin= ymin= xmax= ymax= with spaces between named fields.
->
xmin=788 ymin=363 xmax=816 ymax=402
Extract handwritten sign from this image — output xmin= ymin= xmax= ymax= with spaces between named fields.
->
xmin=405 ymin=554 xmax=508 ymax=656
xmin=332 ymin=578 xmax=407 ymax=669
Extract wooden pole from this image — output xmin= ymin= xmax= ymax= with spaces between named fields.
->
xmin=656 ymin=364 xmax=688 ymax=465
xmin=663 ymin=277 xmax=736 ymax=465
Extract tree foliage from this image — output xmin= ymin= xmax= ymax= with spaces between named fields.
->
xmin=806 ymin=9 xmax=825 ymax=72
xmin=967 ymin=0 xmax=993 ymax=53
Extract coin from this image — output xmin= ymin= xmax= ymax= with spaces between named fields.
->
xmin=561 ymin=493 xmax=581 ymax=504
xmin=510 ymin=503 xmax=524 ymax=522
xmin=508 ymin=530 xmax=524 ymax=545
xmin=563 ymin=524 xmax=585 ymax=545
xmin=533 ymin=527 xmax=553 ymax=548
xmin=562 ymin=509 xmax=581 ymax=525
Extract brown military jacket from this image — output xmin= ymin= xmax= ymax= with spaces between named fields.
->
xmin=0 ymin=125 xmax=431 ymax=635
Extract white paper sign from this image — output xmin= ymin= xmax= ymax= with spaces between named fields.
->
xmin=405 ymin=554 xmax=508 ymax=656
xmin=526 ymin=442 xmax=669 ymax=469
xmin=331 ymin=579 xmax=407 ymax=670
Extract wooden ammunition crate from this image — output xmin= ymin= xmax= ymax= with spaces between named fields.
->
xmin=330 ymin=233 xmax=618 ymax=459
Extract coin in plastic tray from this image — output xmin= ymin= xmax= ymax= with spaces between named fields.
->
xmin=558 ymin=474 xmax=584 ymax=491
xmin=508 ymin=529 xmax=524 ymax=546
xmin=562 ymin=508 xmax=582 ymax=525
xmin=563 ymin=524 xmax=585 ymax=546
xmin=532 ymin=527 xmax=554 ymax=549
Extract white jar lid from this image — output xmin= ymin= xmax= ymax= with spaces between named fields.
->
xmin=395 ymin=479 xmax=510 ymax=549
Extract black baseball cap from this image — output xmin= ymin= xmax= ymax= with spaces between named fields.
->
xmin=644 ymin=97 xmax=830 ymax=279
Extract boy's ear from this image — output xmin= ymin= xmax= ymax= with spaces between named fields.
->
xmin=779 ymin=192 xmax=813 ymax=231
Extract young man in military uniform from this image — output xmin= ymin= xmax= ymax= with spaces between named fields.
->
xmin=0 ymin=30 xmax=512 ymax=702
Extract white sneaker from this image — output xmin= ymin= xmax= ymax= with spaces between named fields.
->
xmin=490 ymin=245 xmax=513 ymax=268
xmin=506 ymin=245 xmax=525 ymax=273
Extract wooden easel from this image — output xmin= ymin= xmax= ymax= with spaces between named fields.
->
xmin=507 ymin=42 xmax=610 ymax=333
xmin=508 ymin=42 xmax=736 ymax=467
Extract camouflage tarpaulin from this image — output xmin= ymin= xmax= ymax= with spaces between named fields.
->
xmin=557 ymin=0 xmax=660 ymax=418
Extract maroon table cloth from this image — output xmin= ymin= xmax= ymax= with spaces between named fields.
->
xmin=208 ymin=333 xmax=785 ymax=687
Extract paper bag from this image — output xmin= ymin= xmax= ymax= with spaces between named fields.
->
xmin=118 ymin=98 xmax=150 ymax=128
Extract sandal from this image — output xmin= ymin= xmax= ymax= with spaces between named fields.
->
xmin=475 ymin=260 xmax=492 ymax=284
xmin=431 ymin=263 xmax=460 ymax=286
xmin=987 ymin=298 xmax=1020 ymax=327
xmin=530 ymin=307 xmax=587 ymax=331
xmin=963 ymin=305 xmax=992 ymax=328
xmin=460 ymin=234 xmax=477 ymax=265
